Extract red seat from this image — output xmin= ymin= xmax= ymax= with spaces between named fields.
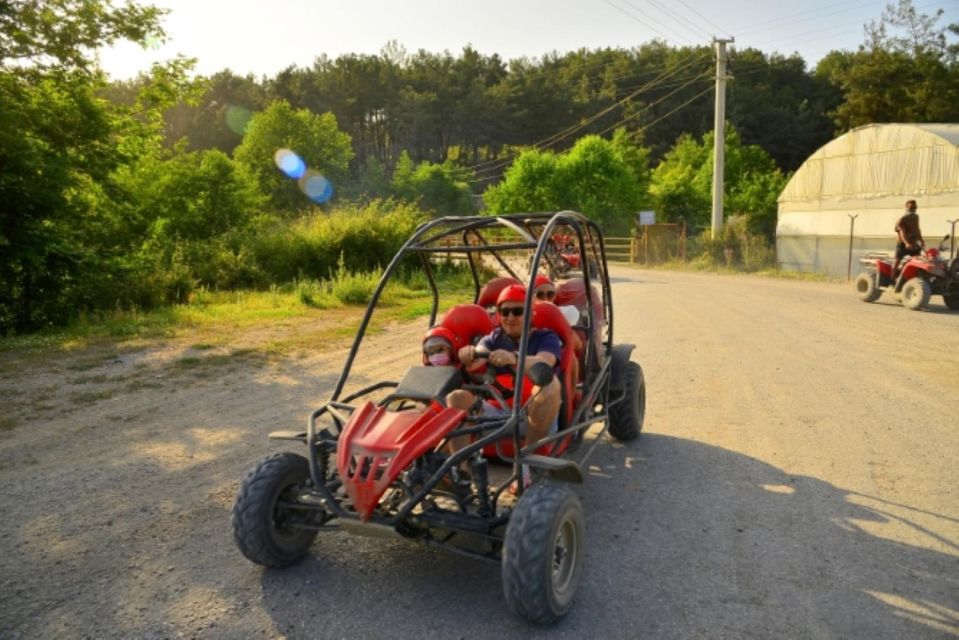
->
xmin=439 ymin=304 xmax=494 ymax=348
xmin=554 ymin=277 xmax=605 ymax=368
xmin=477 ymin=277 xmax=520 ymax=309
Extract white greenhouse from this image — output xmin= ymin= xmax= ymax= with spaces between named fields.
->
xmin=776 ymin=123 xmax=959 ymax=277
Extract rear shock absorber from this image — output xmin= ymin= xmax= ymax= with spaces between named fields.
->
xmin=470 ymin=455 xmax=493 ymax=517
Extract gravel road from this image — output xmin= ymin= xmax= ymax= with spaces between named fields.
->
xmin=1 ymin=266 xmax=957 ymax=639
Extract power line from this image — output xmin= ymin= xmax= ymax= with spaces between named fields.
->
xmin=467 ymin=51 xmax=712 ymax=176
xmin=601 ymin=0 xmax=695 ymax=45
xmin=675 ymin=0 xmax=731 ymax=38
xmin=468 ymin=72 xmax=712 ymax=183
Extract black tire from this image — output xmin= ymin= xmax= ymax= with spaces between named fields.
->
xmin=855 ymin=272 xmax=881 ymax=302
xmin=502 ymin=483 xmax=585 ymax=625
xmin=901 ymin=278 xmax=931 ymax=311
xmin=609 ymin=361 xmax=645 ymax=441
xmin=944 ymin=280 xmax=959 ymax=310
xmin=232 ymin=452 xmax=318 ymax=568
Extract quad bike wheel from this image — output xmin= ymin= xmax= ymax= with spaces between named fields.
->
xmin=855 ymin=272 xmax=881 ymax=303
xmin=944 ymin=282 xmax=959 ymax=310
xmin=609 ymin=361 xmax=645 ymax=441
xmin=502 ymin=482 xmax=585 ymax=625
xmin=901 ymin=278 xmax=931 ymax=311
xmin=232 ymin=452 xmax=318 ymax=568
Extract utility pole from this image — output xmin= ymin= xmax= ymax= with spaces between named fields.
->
xmin=711 ymin=37 xmax=733 ymax=239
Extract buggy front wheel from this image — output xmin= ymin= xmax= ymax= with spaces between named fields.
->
xmin=502 ymin=483 xmax=585 ymax=625
xmin=232 ymin=452 xmax=318 ymax=568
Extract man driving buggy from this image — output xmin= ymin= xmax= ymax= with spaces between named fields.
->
xmin=445 ymin=285 xmax=563 ymax=486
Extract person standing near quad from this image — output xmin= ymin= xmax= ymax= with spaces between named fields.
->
xmin=893 ymin=199 xmax=925 ymax=279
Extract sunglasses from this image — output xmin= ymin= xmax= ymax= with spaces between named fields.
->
xmin=535 ymin=289 xmax=556 ymax=300
xmin=498 ymin=306 xmax=525 ymax=318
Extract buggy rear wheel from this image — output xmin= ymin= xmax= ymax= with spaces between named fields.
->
xmin=609 ymin=361 xmax=645 ymax=441
xmin=502 ymin=483 xmax=584 ymax=625
xmin=901 ymin=278 xmax=931 ymax=311
xmin=855 ymin=272 xmax=881 ymax=302
xmin=232 ymin=452 xmax=318 ymax=568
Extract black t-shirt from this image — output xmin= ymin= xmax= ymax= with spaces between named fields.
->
xmin=896 ymin=212 xmax=921 ymax=244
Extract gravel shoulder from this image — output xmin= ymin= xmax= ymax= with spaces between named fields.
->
xmin=1 ymin=267 xmax=957 ymax=639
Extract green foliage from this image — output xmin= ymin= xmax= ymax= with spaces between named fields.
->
xmin=251 ymin=200 xmax=425 ymax=283
xmin=483 ymin=131 xmax=649 ymax=232
xmin=389 ymin=152 xmax=476 ymax=216
xmin=816 ymin=0 xmax=959 ymax=129
xmin=0 ymin=0 xmax=166 ymax=73
xmin=482 ymin=149 xmax=562 ymax=213
xmin=687 ymin=217 xmax=776 ymax=271
xmin=329 ymin=254 xmax=380 ymax=305
xmin=649 ymin=126 xmax=786 ymax=236
xmin=233 ymin=100 xmax=354 ymax=214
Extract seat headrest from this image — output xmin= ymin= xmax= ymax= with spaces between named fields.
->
xmin=477 ymin=277 xmax=521 ymax=308
xmin=530 ymin=302 xmax=573 ymax=345
xmin=439 ymin=304 xmax=494 ymax=344
xmin=554 ymin=278 xmax=585 ymax=307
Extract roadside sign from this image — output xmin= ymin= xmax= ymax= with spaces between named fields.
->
xmin=638 ymin=210 xmax=656 ymax=226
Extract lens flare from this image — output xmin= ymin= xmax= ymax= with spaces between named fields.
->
xmin=298 ymin=170 xmax=334 ymax=204
xmin=273 ymin=149 xmax=306 ymax=179
xmin=225 ymin=105 xmax=252 ymax=135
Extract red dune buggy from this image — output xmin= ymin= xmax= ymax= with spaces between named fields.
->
xmin=231 ymin=212 xmax=646 ymax=624
xmin=855 ymin=234 xmax=959 ymax=311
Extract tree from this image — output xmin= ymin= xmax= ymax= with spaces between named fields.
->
xmin=649 ymin=126 xmax=786 ymax=236
xmin=0 ymin=0 xmax=174 ymax=330
xmin=484 ymin=132 xmax=649 ymax=232
xmin=233 ymin=100 xmax=353 ymax=214
xmin=0 ymin=0 xmax=166 ymax=72
xmin=389 ymin=152 xmax=476 ymax=216
xmin=816 ymin=0 xmax=959 ymax=129
xmin=727 ymin=49 xmax=840 ymax=172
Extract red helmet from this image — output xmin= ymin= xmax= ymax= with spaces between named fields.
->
xmin=422 ymin=326 xmax=457 ymax=365
xmin=533 ymin=274 xmax=553 ymax=288
xmin=497 ymin=284 xmax=527 ymax=306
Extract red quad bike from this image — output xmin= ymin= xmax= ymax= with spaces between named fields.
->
xmin=856 ymin=234 xmax=959 ymax=311
xmin=231 ymin=212 xmax=646 ymax=624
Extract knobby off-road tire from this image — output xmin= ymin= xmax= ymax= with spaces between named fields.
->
xmin=901 ymin=278 xmax=931 ymax=311
xmin=943 ymin=280 xmax=959 ymax=310
xmin=502 ymin=482 xmax=585 ymax=625
xmin=609 ymin=360 xmax=646 ymax=441
xmin=232 ymin=452 xmax=318 ymax=568
xmin=855 ymin=272 xmax=881 ymax=303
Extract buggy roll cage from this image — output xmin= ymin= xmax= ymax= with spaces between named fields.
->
xmin=289 ymin=211 xmax=623 ymax=527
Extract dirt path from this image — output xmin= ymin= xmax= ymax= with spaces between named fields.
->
xmin=1 ymin=267 xmax=957 ymax=639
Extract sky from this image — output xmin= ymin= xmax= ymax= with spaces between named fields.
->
xmin=97 ymin=0 xmax=958 ymax=80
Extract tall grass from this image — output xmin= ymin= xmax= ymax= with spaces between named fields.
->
xmin=0 ymin=260 xmax=477 ymax=353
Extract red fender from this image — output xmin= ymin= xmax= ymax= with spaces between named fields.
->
xmin=337 ymin=401 xmax=465 ymax=521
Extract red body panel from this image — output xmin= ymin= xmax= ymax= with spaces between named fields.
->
xmin=337 ymin=401 xmax=465 ymax=521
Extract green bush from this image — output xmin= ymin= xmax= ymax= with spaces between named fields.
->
xmin=252 ymin=200 xmax=424 ymax=282
xmin=687 ymin=216 xmax=775 ymax=271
